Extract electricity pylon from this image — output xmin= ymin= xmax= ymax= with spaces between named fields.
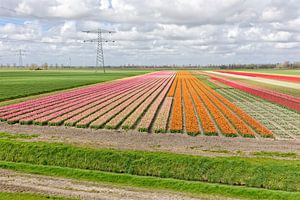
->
xmin=18 ymin=49 xmax=27 ymax=67
xmin=82 ymin=28 xmax=115 ymax=73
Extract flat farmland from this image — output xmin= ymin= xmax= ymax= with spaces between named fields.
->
xmin=0 ymin=69 xmax=300 ymax=200
xmin=1 ymin=70 xmax=299 ymax=140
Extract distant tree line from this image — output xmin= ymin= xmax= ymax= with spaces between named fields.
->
xmin=0 ymin=61 xmax=299 ymax=70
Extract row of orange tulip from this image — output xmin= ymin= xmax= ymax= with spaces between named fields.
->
xmin=170 ymin=73 xmax=183 ymax=132
xmin=182 ymin=75 xmax=200 ymax=135
xmin=192 ymin=77 xmax=255 ymax=137
xmin=166 ymin=71 xmax=273 ymax=137
xmin=167 ymin=77 xmax=177 ymax=97
xmin=185 ymin=76 xmax=218 ymax=135
xmin=197 ymin=77 xmax=273 ymax=138
xmin=189 ymin=77 xmax=238 ymax=136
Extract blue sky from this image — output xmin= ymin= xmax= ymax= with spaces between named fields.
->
xmin=0 ymin=0 xmax=299 ymax=66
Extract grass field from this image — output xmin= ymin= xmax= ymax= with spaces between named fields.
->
xmin=0 ymin=69 xmax=152 ymax=102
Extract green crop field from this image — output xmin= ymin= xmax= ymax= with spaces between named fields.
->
xmin=0 ymin=69 xmax=152 ymax=102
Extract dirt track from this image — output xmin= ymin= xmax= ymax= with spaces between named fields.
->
xmin=0 ymin=169 xmax=233 ymax=200
xmin=1 ymin=122 xmax=299 ymax=157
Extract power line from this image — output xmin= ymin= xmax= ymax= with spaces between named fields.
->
xmin=82 ymin=28 xmax=115 ymax=73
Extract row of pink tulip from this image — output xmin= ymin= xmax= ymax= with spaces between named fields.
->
xmin=0 ymin=79 xmax=123 ymax=113
xmin=0 ymin=79 xmax=128 ymax=120
xmin=47 ymin=80 xmax=145 ymax=125
xmin=33 ymin=78 xmax=147 ymax=125
xmin=111 ymin=77 xmax=171 ymax=130
xmin=71 ymin=78 xmax=159 ymax=128
xmin=90 ymin=78 xmax=164 ymax=128
xmin=152 ymin=97 xmax=173 ymax=133
xmin=0 ymin=72 xmax=164 ymax=124
xmin=7 ymin=87 xmax=111 ymax=124
xmin=136 ymin=75 xmax=175 ymax=132
xmin=42 ymin=75 xmax=161 ymax=124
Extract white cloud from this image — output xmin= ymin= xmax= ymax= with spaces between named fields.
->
xmin=0 ymin=0 xmax=299 ymax=65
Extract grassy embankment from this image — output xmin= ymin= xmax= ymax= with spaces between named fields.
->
xmin=0 ymin=138 xmax=299 ymax=200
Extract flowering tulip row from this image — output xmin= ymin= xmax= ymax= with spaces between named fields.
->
xmin=185 ymin=80 xmax=217 ymax=135
xmin=18 ymin=86 xmax=124 ymax=125
xmin=3 ymin=77 xmax=147 ymax=124
xmin=169 ymin=73 xmax=183 ymax=133
xmin=166 ymin=71 xmax=273 ymax=137
xmin=218 ymin=88 xmax=297 ymax=139
xmin=65 ymin=78 xmax=157 ymax=127
xmin=0 ymin=78 xmax=129 ymax=116
xmin=0 ymin=75 xmax=144 ymax=122
xmin=4 ymin=86 xmax=113 ymax=124
xmin=137 ymin=75 xmax=175 ymax=132
xmin=0 ymin=72 xmax=174 ymax=129
xmin=87 ymin=72 xmax=175 ymax=129
xmin=48 ymin=78 xmax=153 ymax=126
xmin=152 ymin=97 xmax=173 ymax=133
xmin=122 ymin=76 xmax=173 ymax=130
xmin=217 ymin=70 xmax=300 ymax=83
xmin=211 ymin=76 xmax=300 ymax=111
xmin=198 ymin=77 xmax=273 ymax=138
xmin=168 ymin=72 xmax=237 ymax=136
xmin=192 ymin=78 xmax=255 ymax=137
xmin=167 ymin=77 xmax=177 ymax=97
xmin=76 ymin=78 xmax=162 ymax=128
xmin=190 ymin=77 xmax=238 ymax=137
xmin=182 ymin=75 xmax=201 ymax=135
xmin=104 ymin=78 xmax=167 ymax=129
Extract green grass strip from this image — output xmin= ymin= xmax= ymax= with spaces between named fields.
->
xmin=252 ymin=151 xmax=299 ymax=159
xmin=0 ymin=139 xmax=299 ymax=192
xmin=0 ymin=132 xmax=39 ymax=140
xmin=0 ymin=161 xmax=299 ymax=200
xmin=0 ymin=191 xmax=74 ymax=200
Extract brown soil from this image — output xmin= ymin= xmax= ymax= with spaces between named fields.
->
xmin=1 ymin=122 xmax=299 ymax=157
xmin=0 ymin=169 xmax=232 ymax=200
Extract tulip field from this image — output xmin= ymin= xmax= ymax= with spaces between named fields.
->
xmin=217 ymin=70 xmax=300 ymax=83
xmin=0 ymin=70 xmax=299 ymax=139
xmin=210 ymin=75 xmax=300 ymax=111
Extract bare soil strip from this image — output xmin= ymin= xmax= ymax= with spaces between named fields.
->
xmin=0 ymin=169 xmax=227 ymax=200
xmin=0 ymin=123 xmax=299 ymax=157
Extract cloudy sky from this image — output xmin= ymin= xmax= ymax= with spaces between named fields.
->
xmin=0 ymin=0 xmax=299 ymax=66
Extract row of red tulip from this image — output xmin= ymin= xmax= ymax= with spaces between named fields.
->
xmin=217 ymin=70 xmax=300 ymax=83
xmin=211 ymin=76 xmax=300 ymax=111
